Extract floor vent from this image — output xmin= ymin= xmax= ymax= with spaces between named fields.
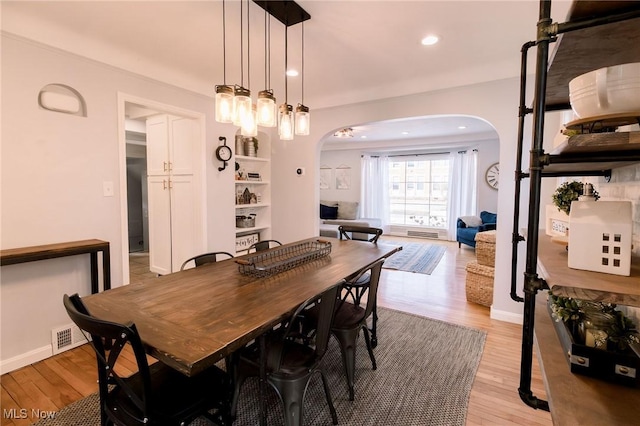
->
xmin=51 ymin=324 xmax=87 ymax=355
xmin=407 ymin=230 xmax=440 ymax=239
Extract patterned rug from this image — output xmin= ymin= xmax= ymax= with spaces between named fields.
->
xmin=382 ymin=242 xmax=446 ymax=274
xmin=34 ymin=308 xmax=486 ymax=426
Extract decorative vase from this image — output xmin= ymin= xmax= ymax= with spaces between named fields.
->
xmin=235 ymin=135 xmax=245 ymax=156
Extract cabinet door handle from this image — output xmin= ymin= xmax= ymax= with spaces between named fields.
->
xmin=163 ymin=161 xmax=168 ymax=172
xmin=168 ymin=179 xmax=173 ymax=189
xmin=168 ymin=162 xmax=173 ymax=172
xmin=163 ymin=179 xmax=167 ymax=190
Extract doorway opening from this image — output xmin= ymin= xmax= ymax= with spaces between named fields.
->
xmin=117 ymin=94 xmax=206 ymax=285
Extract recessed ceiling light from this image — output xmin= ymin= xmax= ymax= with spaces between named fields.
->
xmin=458 ymin=125 xmax=467 ymax=130
xmin=401 ymin=131 xmax=409 ymax=135
xmin=421 ymin=35 xmax=439 ymax=46
xmin=286 ymin=69 xmax=299 ymax=77
xmin=360 ymin=135 xmax=367 ymax=139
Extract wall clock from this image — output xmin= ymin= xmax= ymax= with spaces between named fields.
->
xmin=216 ymin=136 xmax=232 ymax=171
xmin=485 ymin=162 xmax=499 ymax=190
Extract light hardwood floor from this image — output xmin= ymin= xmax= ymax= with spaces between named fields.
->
xmin=0 ymin=238 xmax=550 ymax=426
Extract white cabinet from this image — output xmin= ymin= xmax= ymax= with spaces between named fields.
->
xmin=146 ymin=114 xmax=203 ymax=274
xmin=146 ymin=115 xmax=195 ymax=176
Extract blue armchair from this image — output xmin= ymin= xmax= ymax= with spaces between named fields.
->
xmin=456 ymin=211 xmax=497 ymax=248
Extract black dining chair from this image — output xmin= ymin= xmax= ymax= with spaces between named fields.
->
xmin=338 ymin=225 xmax=383 ymax=348
xmin=180 ymin=251 xmax=233 ymax=270
xmin=63 ymin=293 xmax=231 ymax=426
xmin=246 ymin=239 xmax=282 ymax=253
xmin=230 ymin=284 xmax=340 ymax=426
xmin=314 ymin=258 xmax=384 ymax=401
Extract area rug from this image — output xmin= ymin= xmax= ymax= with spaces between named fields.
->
xmin=382 ymin=242 xmax=446 ymax=274
xmin=34 ymin=308 xmax=486 ymax=426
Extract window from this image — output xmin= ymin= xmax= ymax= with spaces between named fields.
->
xmin=388 ymin=156 xmax=450 ymax=228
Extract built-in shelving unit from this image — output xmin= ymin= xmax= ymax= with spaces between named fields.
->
xmin=234 ymin=139 xmax=272 ymax=252
xmin=512 ymin=0 xmax=640 ymax=420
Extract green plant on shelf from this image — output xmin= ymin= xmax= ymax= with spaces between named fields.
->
xmin=551 ymin=181 xmax=600 ymax=215
xmin=549 ymin=292 xmax=639 ymax=351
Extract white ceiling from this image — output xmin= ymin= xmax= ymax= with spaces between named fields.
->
xmin=2 ymin=0 xmax=572 ymax=147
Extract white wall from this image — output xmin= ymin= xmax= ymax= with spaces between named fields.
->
xmin=272 ymin=78 xmax=561 ymax=323
xmin=0 ymin=34 xmax=239 ymax=371
xmin=319 ymin=150 xmax=362 ymax=205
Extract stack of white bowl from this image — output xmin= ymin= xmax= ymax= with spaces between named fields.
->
xmin=569 ymin=62 xmax=640 ymax=119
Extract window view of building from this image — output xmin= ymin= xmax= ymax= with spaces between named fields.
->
xmin=388 ymin=157 xmax=450 ymax=228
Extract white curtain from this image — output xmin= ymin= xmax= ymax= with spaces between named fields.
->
xmin=447 ymin=150 xmax=478 ymax=240
xmin=361 ymin=155 xmax=390 ymax=232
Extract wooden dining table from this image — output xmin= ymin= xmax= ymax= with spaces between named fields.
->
xmin=82 ymin=236 xmax=401 ymax=384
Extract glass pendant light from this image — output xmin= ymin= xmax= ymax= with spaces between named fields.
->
xmin=215 ymin=0 xmax=234 ymax=123
xmin=295 ymin=104 xmax=309 ymax=135
xmin=242 ymin=105 xmax=258 ymax=136
xmin=233 ymin=86 xmax=252 ymax=127
xmin=215 ymin=85 xmax=234 ymax=123
xmin=257 ymin=90 xmax=276 ymax=127
xmin=279 ymin=104 xmax=294 ymax=140
xmin=295 ymin=22 xmax=310 ymax=135
xmin=257 ymin=11 xmax=276 ymax=127
xmin=279 ymin=26 xmax=294 ymax=140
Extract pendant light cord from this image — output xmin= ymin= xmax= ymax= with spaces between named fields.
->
xmin=301 ymin=21 xmax=304 ymax=104
xmin=222 ymin=0 xmax=226 ymax=84
xmin=285 ymin=25 xmax=288 ymax=103
xmin=240 ymin=0 xmax=244 ymax=87
xmin=247 ymin=0 xmax=250 ymax=90
xmin=264 ymin=9 xmax=269 ymax=89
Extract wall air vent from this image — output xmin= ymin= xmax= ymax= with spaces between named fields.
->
xmin=51 ymin=324 xmax=87 ymax=355
xmin=407 ymin=230 xmax=440 ymax=239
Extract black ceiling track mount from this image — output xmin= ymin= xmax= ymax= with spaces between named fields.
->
xmin=252 ymin=0 xmax=310 ymax=27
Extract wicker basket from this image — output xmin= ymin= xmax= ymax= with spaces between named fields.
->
xmin=475 ymin=230 xmax=496 ymax=267
xmin=465 ymin=260 xmax=494 ymax=307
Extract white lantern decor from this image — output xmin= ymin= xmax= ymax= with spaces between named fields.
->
xmin=568 ymin=200 xmax=633 ymax=276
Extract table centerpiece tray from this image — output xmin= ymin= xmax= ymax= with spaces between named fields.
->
xmin=236 ymin=240 xmax=332 ymax=278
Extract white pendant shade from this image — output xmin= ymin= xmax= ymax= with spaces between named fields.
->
xmin=215 ymin=85 xmax=234 ymax=123
xmin=278 ymin=104 xmax=294 ymax=140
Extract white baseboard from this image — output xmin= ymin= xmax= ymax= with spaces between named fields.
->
xmin=490 ymin=307 xmax=523 ymax=324
xmin=0 ymin=345 xmax=52 ymax=375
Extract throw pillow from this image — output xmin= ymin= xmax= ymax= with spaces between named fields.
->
xmin=480 ymin=211 xmax=498 ymax=224
xmin=459 ymin=215 xmax=483 ymax=228
xmin=337 ymin=201 xmax=359 ymax=220
xmin=320 ymin=200 xmax=338 ymax=208
xmin=320 ymin=204 xmax=338 ymax=220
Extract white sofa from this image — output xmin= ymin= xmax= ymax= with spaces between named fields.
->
xmin=319 ymin=200 xmax=381 ymax=238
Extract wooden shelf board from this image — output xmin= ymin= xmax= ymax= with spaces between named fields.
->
xmin=551 ymin=132 xmax=640 ymax=154
xmin=536 ymin=232 xmax=640 ymax=307
xmin=534 ymin=292 xmax=640 ymax=425
xmin=541 ymin=161 xmax=636 ymax=174
xmin=545 ymin=1 xmax=640 ymax=108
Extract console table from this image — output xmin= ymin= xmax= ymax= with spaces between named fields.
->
xmin=0 ymin=239 xmax=111 ymax=294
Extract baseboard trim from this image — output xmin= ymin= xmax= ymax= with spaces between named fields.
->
xmin=0 ymin=345 xmax=52 ymax=375
xmin=490 ymin=307 xmax=523 ymax=324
